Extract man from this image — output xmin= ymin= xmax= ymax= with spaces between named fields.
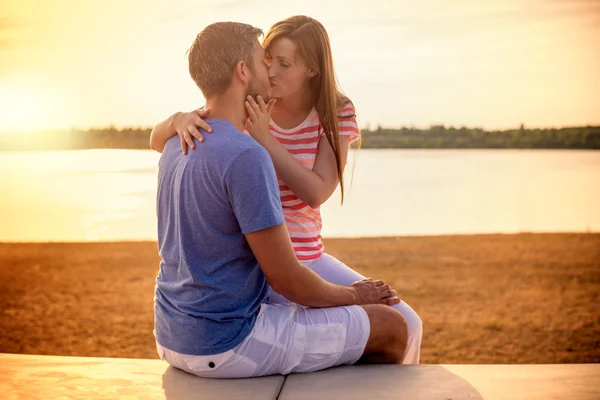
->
xmin=154 ymin=22 xmax=408 ymax=378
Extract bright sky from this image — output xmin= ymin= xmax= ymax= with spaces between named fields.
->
xmin=0 ymin=0 xmax=599 ymax=132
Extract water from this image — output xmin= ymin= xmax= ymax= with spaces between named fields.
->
xmin=1 ymin=149 xmax=598 ymax=242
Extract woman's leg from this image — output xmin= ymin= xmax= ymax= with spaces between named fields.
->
xmin=267 ymin=285 xmax=294 ymax=305
xmin=304 ymin=252 xmax=423 ymax=364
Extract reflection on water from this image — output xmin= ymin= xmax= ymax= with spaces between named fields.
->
xmin=0 ymin=150 xmax=158 ymax=242
xmin=0 ymin=149 xmax=599 ymax=242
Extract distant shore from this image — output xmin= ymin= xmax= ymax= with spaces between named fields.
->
xmin=1 ymin=125 xmax=599 ymax=150
xmin=1 ymin=233 xmax=599 ymax=364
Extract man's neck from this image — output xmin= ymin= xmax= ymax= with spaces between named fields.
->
xmin=205 ymin=91 xmax=247 ymax=132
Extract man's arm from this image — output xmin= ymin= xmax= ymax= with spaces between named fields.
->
xmin=246 ymin=224 xmax=399 ymax=308
xmin=228 ymin=146 xmax=398 ymax=308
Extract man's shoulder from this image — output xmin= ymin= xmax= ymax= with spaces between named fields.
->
xmin=207 ymin=121 xmax=263 ymax=153
xmin=205 ymin=125 xmax=267 ymax=164
xmin=172 ymin=120 xmax=264 ymax=166
xmin=225 ymin=131 xmax=264 ymax=155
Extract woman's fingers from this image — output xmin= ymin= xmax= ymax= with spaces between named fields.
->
xmin=183 ymin=129 xmax=195 ymax=150
xmin=195 ymin=106 xmax=212 ymax=121
xmin=247 ymin=96 xmax=264 ymax=117
xmin=188 ymin=125 xmax=205 ymax=144
xmin=245 ymin=100 xmax=258 ymax=122
xmin=266 ymin=98 xmax=277 ymax=114
xmin=179 ymin=134 xmax=188 ymax=155
xmin=193 ymin=116 xmax=213 ymax=133
xmin=257 ymin=96 xmax=267 ymax=113
xmin=183 ymin=127 xmax=198 ymax=150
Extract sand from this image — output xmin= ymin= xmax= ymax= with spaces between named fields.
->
xmin=1 ymin=233 xmax=599 ymax=364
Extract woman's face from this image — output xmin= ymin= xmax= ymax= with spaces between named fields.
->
xmin=265 ymin=37 xmax=315 ymax=100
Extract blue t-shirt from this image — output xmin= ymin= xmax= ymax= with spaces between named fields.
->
xmin=154 ymin=119 xmax=284 ymax=356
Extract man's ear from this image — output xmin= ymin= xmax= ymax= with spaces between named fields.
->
xmin=235 ymin=60 xmax=250 ymax=84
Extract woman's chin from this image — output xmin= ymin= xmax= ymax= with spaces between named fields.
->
xmin=268 ymin=88 xmax=281 ymax=99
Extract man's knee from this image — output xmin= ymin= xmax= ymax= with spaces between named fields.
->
xmin=387 ymin=307 xmax=409 ymax=362
xmin=361 ymin=304 xmax=408 ymax=363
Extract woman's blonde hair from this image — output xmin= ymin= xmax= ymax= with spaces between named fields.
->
xmin=263 ymin=16 xmax=357 ymax=204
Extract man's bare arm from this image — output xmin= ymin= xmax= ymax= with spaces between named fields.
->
xmin=245 ymin=224 xmax=399 ymax=308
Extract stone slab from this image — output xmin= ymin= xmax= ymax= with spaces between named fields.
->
xmin=279 ymin=364 xmax=600 ymax=400
xmin=0 ymin=353 xmax=285 ymax=400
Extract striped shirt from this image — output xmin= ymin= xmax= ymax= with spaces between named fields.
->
xmin=268 ymin=104 xmax=360 ymax=261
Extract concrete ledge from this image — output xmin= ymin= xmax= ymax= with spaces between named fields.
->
xmin=1 ymin=353 xmax=599 ymax=400
xmin=280 ymin=364 xmax=600 ymax=400
xmin=0 ymin=353 xmax=284 ymax=399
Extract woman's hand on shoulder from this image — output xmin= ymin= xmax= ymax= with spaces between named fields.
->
xmin=172 ymin=107 xmax=213 ymax=155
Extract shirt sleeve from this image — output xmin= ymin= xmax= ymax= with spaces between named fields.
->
xmin=338 ymin=103 xmax=361 ymax=145
xmin=224 ymin=146 xmax=285 ymax=234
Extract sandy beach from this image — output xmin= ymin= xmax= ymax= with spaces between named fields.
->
xmin=1 ymin=233 xmax=598 ymax=364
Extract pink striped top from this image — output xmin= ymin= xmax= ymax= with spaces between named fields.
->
xmin=268 ymin=104 xmax=360 ymax=261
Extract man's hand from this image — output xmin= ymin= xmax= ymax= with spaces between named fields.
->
xmin=350 ymin=278 xmax=401 ymax=306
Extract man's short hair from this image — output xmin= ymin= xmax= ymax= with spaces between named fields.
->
xmin=188 ymin=22 xmax=263 ymax=98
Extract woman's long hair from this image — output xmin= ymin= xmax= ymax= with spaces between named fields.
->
xmin=263 ymin=16 xmax=357 ymax=204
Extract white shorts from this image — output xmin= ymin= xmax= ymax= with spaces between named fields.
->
xmin=269 ymin=252 xmax=422 ymax=364
xmin=155 ymin=302 xmax=370 ymax=378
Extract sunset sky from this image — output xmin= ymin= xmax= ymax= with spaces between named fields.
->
xmin=0 ymin=0 xmax=599 ymax=133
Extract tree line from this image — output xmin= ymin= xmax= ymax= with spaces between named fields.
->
xmin=1 ymin=124 xmax=599 ymax=151
xmin=359 ymin=124 xmax=600 ymax=149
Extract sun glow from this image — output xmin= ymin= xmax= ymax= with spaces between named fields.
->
xmin=0 ymin=84 xmax=66 ymax=133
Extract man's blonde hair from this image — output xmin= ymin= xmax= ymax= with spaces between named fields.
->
xmin=188 ymin=22 xmax=263 ymax=98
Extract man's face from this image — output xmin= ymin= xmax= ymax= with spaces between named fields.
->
xmin=246 ymin=40 xmax=271 ymax=101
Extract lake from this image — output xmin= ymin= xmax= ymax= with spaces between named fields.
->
xmin=0 ymin=149 xmax=598 ymax=242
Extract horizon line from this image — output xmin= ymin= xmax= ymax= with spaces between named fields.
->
xmin=2 ymin=122 xmax=600 ymax=135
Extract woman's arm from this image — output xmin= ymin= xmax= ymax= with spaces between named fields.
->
xmin=263 ymin=134 xmax=350 ymax=209
xmin=149 ymin=108 xmax=212 ymax=154
xmin=149 ymin=112 xmax=180 ymax=153
xmin=245 ymin=96 xmax=356 ymax=209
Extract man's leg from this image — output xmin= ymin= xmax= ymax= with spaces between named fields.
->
xmin=156 ymin=302 xmax=372 ymax=378
xmin=157 ymin=300 xmax=411 ymax=378
xmin=285 ymin=303 xmax=409 ymax=368
xmin=357 ymin=304 xmax=409 ymax=364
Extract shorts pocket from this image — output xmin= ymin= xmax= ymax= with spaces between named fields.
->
xmin=287 ymin=322 xmax=348 ymax=374
xmin=305 ymin=323 xmax=346 ymax=358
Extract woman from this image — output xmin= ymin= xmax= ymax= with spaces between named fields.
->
xmin=151 ymin=15 xmax=423 ymax=363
